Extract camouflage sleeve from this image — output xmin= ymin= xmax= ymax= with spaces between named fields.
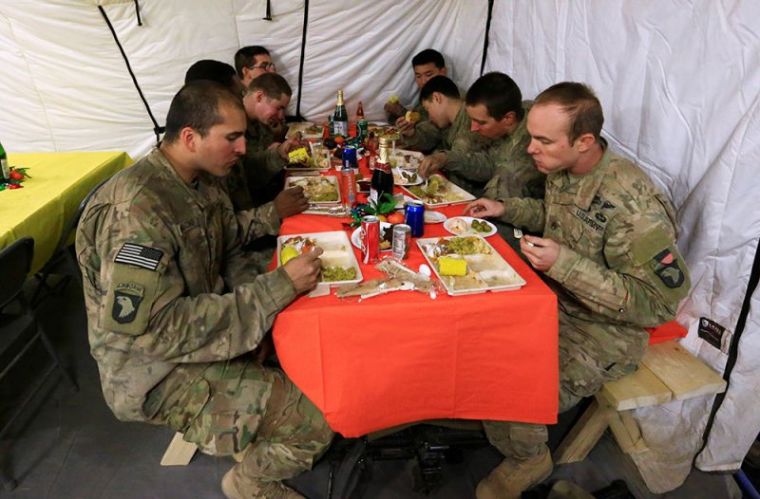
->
xmin=545 ymin=216 xmax=690 ymax=327
xmin=443 ymin=149 xmax=497 ymax=182
xmin=97 ymin=200 xmax=296 ymax=364
xmin=235 ymin=201 xmax=281 ymax=246
xmin=497 ymin=196 xmax=546 ymax=233
xmin=243 ymin=148 xmax=285 ymax=183
xmin=401 ymin=121 xmax=442 ymax=154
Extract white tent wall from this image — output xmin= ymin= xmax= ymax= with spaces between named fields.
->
xmin=300 ymin=1 xmax=487 ymax=123
xmin=485 ymin=0 xmax=760 ymax=492
xmin=0 ymin=0 xmax=487 ymax=160
xmin=2 ymin=0 xmax=759 ymax=490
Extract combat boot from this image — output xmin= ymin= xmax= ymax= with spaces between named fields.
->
xmin=222 ymin=467 xmax=304 ymax=499
xmin=475 ymin=449 xmax=553 ymax=499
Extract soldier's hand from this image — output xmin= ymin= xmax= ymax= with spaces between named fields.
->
xmin=465 ymin=198 xmax=505 ymax=218
xmin=384 ymin=101 xmax=406 ymax=120
xmin=520 ymin=236 xmax=560 ymax=272
xmin=283 ymin=248 xmax=323 ymax=294
xmin=276 ymin=139 xmax=301 ymax=160
xmin=419 ymin=152 xmax=447 ymax=177
xmin=274 ymin=186 xmax=309 ymax=219
xmin=395 ymin=116 xmax=416 ymax=137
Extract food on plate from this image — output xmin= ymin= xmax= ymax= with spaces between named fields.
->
xmin=280 ymin=236 xmax=319 ymax=264
xmin=448 ymin=217 xmax=492 ymax=235
xmin=448 ymin=218 xmax=468 ymax=234
xmin=302 ymin=124 xmax=323 ymax=136
xmin=280 ymin=246 xmax=300 ymax=265
xmin=438 ymin=255 xmax=467 ymax=276
xmin=405 ymin=111 xmax=421 ymax=123
xmin=393 ymin=168 xmax=419 ymax=184
xmin=289 ymin=177 xmax=339 ymax=202
xmin=406 ymin=174 xmax=472 ymax=205
xmin=471 ymin=219 xmax=492 ymax=233
xmin=288 ymin=147 xmax=310 ymax=164
xmin=322 ymin=266 xmax=357 ymax=282
xmin=436 ymin=236 xmax=491 ymax=256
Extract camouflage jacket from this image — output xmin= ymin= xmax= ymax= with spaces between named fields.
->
xmin=76 ymin=148 xmax=297 ymax=422
xmin=436 ymin=104 xmax=495 ymax=197
xmin=440 ymin=104 xmax=491 ymax=153
xmin=400 ymin=103 xmax=442 ymax=154
xmin=243 ymin=119 xmax=285 ymax=185
xmin=446 ymin=104 xmax=544 ymax=200
xmin=497 ymin=148 xmax=690 ymax=354
xmin=224 ymin=161 xmax=281 ymax=246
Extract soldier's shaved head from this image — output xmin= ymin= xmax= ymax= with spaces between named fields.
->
xmin=163 ymin=81 xmax=245 ymax=144
xmin=534 ymin=82 xmax=604 ymax=143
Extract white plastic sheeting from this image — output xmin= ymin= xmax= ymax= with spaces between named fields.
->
xmin=1 ymin=0 xmax=760 ymax=490
xmin=486 ymin=0 xmax=760 ymax=491
xmin=0 ymin=0 xmax=486 ymax=158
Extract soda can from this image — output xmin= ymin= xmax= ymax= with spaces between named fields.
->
xmin=340 ymin=167 xmax=357 ymax=211
xmin=360 ymin=215 xmax=380 ymax=264
xmin=404 ymin=200 xmax=425 ymax=238
xmin=342 ymin=145 xmax=358 ymax=171
xmin=392 ymin=224 xmax=412 ymax=261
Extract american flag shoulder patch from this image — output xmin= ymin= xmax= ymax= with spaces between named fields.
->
xmin=114 ymin=243 xmax=164 ymax=271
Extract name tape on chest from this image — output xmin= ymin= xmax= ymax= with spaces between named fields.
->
xmin=114 ymin=243 xmax=164 ymax=271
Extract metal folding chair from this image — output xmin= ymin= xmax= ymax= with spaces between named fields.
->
xmin=0 ymin=237 xmax=78 ymax=491
xmin=31 ymin=178 xmax=109 ymax=306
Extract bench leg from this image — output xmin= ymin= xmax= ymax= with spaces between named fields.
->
xmin=160 ymin=432 xmax=198 ymax=466
xmin=554 ymin=399 xmax=613 ymax=464
xmin=608 ymin=410 xmax=649 ymax=455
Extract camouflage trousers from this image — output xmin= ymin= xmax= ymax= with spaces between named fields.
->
xmin=484 ymin=313 xmax=647 ymax=461
xmin=152 ymin=359 xmax=333 ymax=482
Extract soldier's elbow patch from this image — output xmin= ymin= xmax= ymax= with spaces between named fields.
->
xmin=631 ymin=227 xmax=686 ymax=290
xmin=651 ymin=248 xmax=686 ymax=289
xmin=103 ymin=264 xmax=160 ymax=335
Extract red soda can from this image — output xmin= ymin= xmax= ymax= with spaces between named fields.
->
xmin=360 ymin=215 xmax=380 ymax=264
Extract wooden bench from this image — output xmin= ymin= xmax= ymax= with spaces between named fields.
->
xmin=554 ymin=340 xmax=727 ymax=464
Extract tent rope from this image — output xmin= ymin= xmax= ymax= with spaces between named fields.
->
xmin=294 ymin=0 xmax=309 ymax=121
xmin=480 ymin=0 xmax=494 ymax=75
xmin=134 ymin=0 xmax=142 ymax=26
xmin=695 ymin=235 xmax=760 ymax=464
xmin=98 ymin=5 xmax=163 ymax=145
xmin=263 ymin=0 xmax=272 ymax=21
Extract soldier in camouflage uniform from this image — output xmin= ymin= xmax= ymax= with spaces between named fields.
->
xmin=385 ymin=49 xmax=447 ymax=154
xmin=234 ymin=45 xmax=287 ymax=141
xmin=76 ymin=81 xmax=333 ymax=499
xmin=413 ymin=75 xmax=493 ymax=197
xmin=421 ymin=72 xmax=545 ymax=226
xmin=183 ymin=62 xmax=308 ymax=273
xmin=465 ymin=82 xmax=690 ymax=499
xmin=238 ymin=73 xmax=308 ymax=272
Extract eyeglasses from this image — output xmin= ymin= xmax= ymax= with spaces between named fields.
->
xmin=251 ymin=62 xmax=276 ymax=71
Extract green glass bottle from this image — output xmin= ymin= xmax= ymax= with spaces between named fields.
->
xmin=332 ymin=90 xmax=349 ymax=138
xmin=0 ymin=141 xmax=9 ymax=182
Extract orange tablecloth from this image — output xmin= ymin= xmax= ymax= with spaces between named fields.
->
xmin=273 ymin=169 xmax=559 ymax=437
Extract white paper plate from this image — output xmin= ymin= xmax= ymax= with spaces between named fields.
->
xmin=443 ymin=216 xmax=497 ymax=237
xmin=392 ymin=167 xmax=423 ymax=186
xmin=424 ymin=211 xmax=447 ymax=224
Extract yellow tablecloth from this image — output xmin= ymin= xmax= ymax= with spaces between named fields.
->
xmin=0 ymin=151 xmax=133 ymax=274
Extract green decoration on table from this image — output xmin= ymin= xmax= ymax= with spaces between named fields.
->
xmin=349 ymin=193 xmax=397 ymax=227
xmin=1 ymin=166 xmax=31 ymax=190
